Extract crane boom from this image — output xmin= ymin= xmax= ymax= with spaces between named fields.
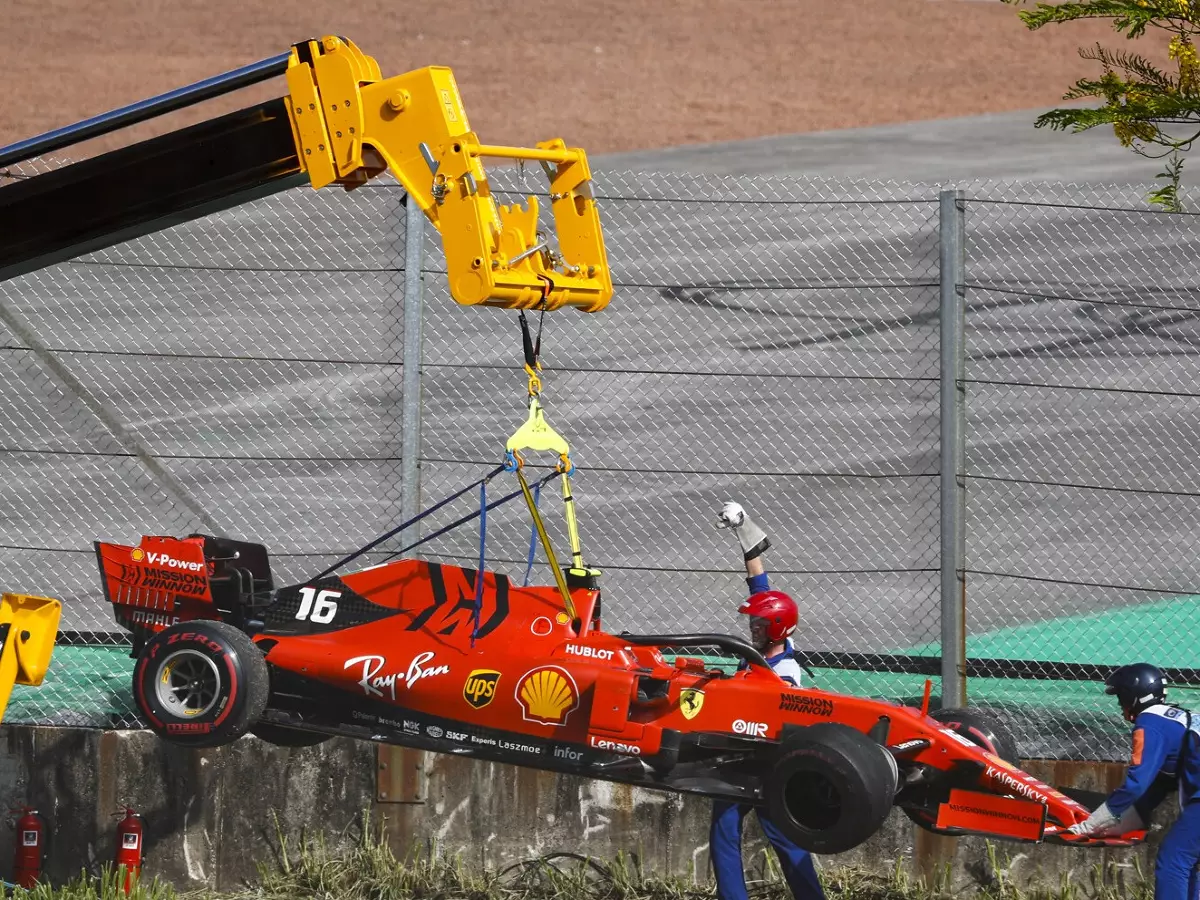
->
xmin=0 ymin=35 xmax=613 ymax=313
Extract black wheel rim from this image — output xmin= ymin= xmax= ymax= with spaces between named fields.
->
xmin=784 ymin=771 xmax=842 ymax=831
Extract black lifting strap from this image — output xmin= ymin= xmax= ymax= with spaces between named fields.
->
xmin=310 ymin=464 xmax=505 ymax=580
xmin=518 ymin=302 xmax=548 ymax=376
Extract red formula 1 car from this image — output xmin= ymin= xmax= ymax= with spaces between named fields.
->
xmin=95 ymin=532 xmax=1142 ymax=854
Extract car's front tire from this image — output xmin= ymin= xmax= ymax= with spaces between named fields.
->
xmin=763 ymin=722 xmax=898 ymax=854
xmin=133 ymin=620 xmax=269 ymax=749
xmin=903 ymin=706 xmax=1021 ymax=835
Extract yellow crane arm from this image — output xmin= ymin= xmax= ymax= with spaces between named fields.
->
xmin=0 ymin=36 xmax=613 ymax=314
xmin=285 ymin=37 xmax=612 ymax=312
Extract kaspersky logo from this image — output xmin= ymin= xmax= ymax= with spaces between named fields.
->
xmin=516 ymin=666 xmax=579 ymax=726
xmin=463 ymin=670 xmax=500 ymax=709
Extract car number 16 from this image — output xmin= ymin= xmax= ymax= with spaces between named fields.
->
xmin=296 ymin=587 xmax=341 ymax=623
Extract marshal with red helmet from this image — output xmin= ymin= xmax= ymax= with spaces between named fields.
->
xmin=739 ymin=591 xmax=799 ymax=642
xmin=93 ymin=527 xmax=1147 ymax=855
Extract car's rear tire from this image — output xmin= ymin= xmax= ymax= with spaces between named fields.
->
xmin=251 ymin=723 xmax=331 ymax=748
xmin=133 ymin=620 xmax=269 ymax=749
xmin=763 ymin=722 xmax=898 ymax=854
xmin=903 ymin=706 xmax=1020 ymax=835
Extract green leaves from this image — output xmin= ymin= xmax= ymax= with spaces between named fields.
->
xmin=1005 ymin=0 xmax=1200 ymax=209
xmin=1004 ymin=0 xmax=1200 ymax=33
xmin=1148 ymin=152 xmax=1186 ymax=209
xmin=1004 ymin=1 xmax=1177 ymax=39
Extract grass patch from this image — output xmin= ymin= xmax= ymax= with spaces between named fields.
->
xmin=1 ymin=816 xmax=1154 ymax=900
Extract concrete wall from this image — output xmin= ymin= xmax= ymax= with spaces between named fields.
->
xmin=0 ymin=726 xmax=1163 ymax=895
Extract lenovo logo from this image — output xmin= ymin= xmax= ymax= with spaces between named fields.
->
xmin=588 ymin=736 xmax=641 ymax=755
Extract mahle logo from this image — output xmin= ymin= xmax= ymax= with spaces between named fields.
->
xmin=463 ymin=670 xmax=501 ymax=709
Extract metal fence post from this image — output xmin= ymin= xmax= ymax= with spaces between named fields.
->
xmin=399 ymin=195 xmax=426 ymax=546
xmin=940 ymin=189 xmax=967 ymax=708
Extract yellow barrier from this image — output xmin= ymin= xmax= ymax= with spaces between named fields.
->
xmin=0 ymin=593 xmax=61 ymax=722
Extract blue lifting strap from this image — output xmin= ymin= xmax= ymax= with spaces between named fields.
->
xmin=470 ymin=479 xmax=488 ymax=647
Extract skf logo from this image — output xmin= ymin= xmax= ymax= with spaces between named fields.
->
xmin=680 ymin=688 xmax=705 ymax=720
xmin=733 ymin=719 xmax=769 ymax=737
xmin=131 ymin=548 xmax=145 ymax=562
xmin=464 ymin=670 xmax=501 ymax=709
xmin=516 ymin=666 xmax=579 ymax=726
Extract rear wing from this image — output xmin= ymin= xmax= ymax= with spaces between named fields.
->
xmin=0 ymin=592 xmax=61 ymax=722
xmin=96 ymin=536 xmax=214 ymax=633
xmin=96 ymin=534 xmax=275 ymax=636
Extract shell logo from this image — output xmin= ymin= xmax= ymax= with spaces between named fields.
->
xmin=131 ymin=548 xmax=145 ymax=562
xmin=516 ymin=666 xmax=579 ymax=726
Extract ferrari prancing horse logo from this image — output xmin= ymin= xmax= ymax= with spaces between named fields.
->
xmin=680 ymin=688 xmax=704 ymax=720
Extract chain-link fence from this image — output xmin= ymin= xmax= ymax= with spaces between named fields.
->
xmin=2 ymin=163 xmax=1198 ymax=760
xmin=958 ymin=182 xmax=1200 ymax=757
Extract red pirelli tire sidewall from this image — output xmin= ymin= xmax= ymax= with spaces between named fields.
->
xmin=133 ymin=620 xmax=268 ymax=748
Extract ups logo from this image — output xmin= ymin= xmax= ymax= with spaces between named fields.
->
xmin=464 ymin=670 xmax=501 ymax=709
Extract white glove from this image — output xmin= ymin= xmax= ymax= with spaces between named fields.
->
xmin=716 ymin=501 xmax=746 ymax=529
xmin=716 ymin=501 xmax=770 ymax=561
xmin=1066 ymin=802 xmax=1123 ymax=836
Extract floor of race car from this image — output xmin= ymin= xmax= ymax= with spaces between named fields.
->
xmin=16 ymin=594 xmax=1200 ymax=755
xmin=3 ymin=645 xmax=1136 ymax=759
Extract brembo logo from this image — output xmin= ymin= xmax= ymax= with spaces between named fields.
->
xmin=141 ymin=551 xmax=204 ymax=572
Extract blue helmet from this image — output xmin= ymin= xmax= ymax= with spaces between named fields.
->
xmin=1105 ymin=663 xmax=1166 ymax=719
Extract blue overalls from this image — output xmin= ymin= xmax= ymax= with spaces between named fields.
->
xmin=709 ymin=573 xmax=826 ymax=900
xmin=1105 ymin=704 xmax=1200 ymax=900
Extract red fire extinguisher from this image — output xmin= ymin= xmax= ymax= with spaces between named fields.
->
xmin=113 ymin=806 xmax=144 ymax=893
xmin=10 ymin=806 xmax=47 ymax=888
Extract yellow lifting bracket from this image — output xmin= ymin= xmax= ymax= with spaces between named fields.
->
xmin=283 ymin=36 xmax=613 ymax=313
xmin=502 ymin=310 xmax=597 ymax=619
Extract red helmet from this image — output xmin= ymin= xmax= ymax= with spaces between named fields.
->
xmin=738 ymin=590 xmax=798 ymax=643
